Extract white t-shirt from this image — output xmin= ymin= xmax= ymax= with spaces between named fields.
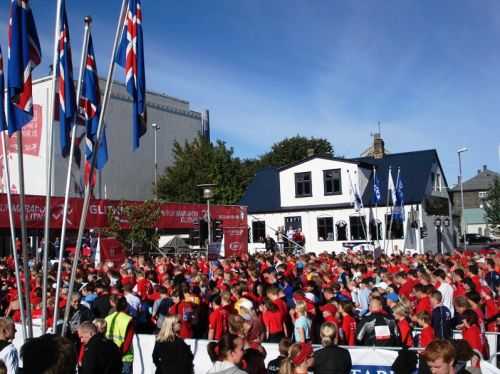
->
xmin=0 ymin=343 xmax=18 ymax=374
xmin=438 ymin=281 xmax=455 ymax=317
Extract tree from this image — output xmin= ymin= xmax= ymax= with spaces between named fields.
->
xmin=104 ymin=200 xmax=161 ymax=254
xmin=484 ymin=177 xmax=500 ymax=237
xmin=259 ymin=135 xmax=334 ymax=168
xmin=156 ymin=135 xmax=247 ymax=204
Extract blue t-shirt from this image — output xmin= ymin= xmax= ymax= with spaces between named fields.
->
xmin=294 ymin=315 xmax=311 ymax=342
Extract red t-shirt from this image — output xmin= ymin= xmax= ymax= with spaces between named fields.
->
xmin=399 ymin=280 xmax=416 ymax=299
xmin=342 ymin=314 xmax=357 ymax=346
xmin=170 ymin=301 xmax=194 ymax=338
xmin=209 ymin=307 xmax=229 ymax=340
xmin=262 ymin=309 xmax=284 ymax=335
xmin=463 ymin=325 xmax=482 ymax=353
xmin=415 ymin=296 xmax=432 ymax=315
xmin=420 ymin=326 xmax=435 ymax=348
xmin=398 ymin=319 xmax=414 ymax=347
xmin=273 ymin=298 xmax=288 ymax=320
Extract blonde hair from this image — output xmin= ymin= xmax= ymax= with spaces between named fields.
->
xmin=92 ymin=318 xmax=107 ymax=334
xmin=320 ymin=322 xmax=337 ymax=347
xmin=279 ymin=343 xmax=309 ymax=374
xmin=157 ymin=315 xmax=179 ymax=342
xmin=392 ymin=303 xmax=409 ymax=318
xmin=295 ymin=300 xmax=307 ymax=315
xmin=0 ymin=318 xmax=14 ymax=341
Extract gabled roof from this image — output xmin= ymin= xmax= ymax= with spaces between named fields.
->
xmin=450 ymin=168 xmax=499 ymax=192
xmin=278 ymin=154 xmax=362 ymax=171
xmin=239 ymin=150 xmax=445 ymax=214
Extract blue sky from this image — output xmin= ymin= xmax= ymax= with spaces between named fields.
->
xmin=1 ymin=0 xmax=499 ymax=186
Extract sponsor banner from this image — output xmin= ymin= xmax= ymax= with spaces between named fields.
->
xmin=224 ymin=226 xmax=248 ymax=257
xmin=0 ymin=193 xmax=247 ymax=232
xmin=99 ymin=237 xmax=126 ymax=267
xmin=13 ymin=327 xmax=499 ymax=374
xmin=1 ymin=104 xmax=43 ymax=157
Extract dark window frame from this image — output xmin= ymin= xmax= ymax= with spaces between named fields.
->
xmin=317 ymin=217 xmax=334 ymax=241
xmin=350 ymin=216 xmax=367 ymax=240
xmin=385 ymin=214 xmax=404 ymax=240
xmin=323 ymin=169 xmax=342 ymax=196
xmin=295 ymin=172 xmax=312 ymax=198
xmin=252 ymin=221 xmax=266 ymax=243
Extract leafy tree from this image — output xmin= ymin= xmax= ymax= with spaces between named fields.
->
xmin=156 ymin=135 xmax=247 ymax=204
xmin=105 ymin=200 xmax=161 ymax=254
xmin=484 ymin=177 xmax=500 ymax=236
xmin=259 ymin=135 xmax=334 ymax=168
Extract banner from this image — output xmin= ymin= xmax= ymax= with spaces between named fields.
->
xmin=224 ymin=226 xmax=248 ymax=257
xmin=99 ymin=237 xmax=125 ymax=267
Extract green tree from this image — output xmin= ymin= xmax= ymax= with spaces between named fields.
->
xmin=156 ymin=135 xmax=246 ymax=204
xmin=104 ymin=200 xmax=161 ymax=254
xmin=484 ymin=177 xmax=500 ymax=235
xmin=259 ymin=135 xmax=334 ymax=168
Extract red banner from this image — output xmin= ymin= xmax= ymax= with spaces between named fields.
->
xmin=1 ymin=104 xmax=43 ymax=157
xmin=224 ymin=227 xmax=248 ymax=257
xmin=99 ymin=238 xmax=126 ymax=267
xmin=0 ymin=193 xmax=248 ymax=231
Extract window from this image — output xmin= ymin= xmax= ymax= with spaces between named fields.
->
xmin=369 ymin=219 xmax=383 ymax=241
xmin=479 ymin=191 xmax=488 ymax=199
xmin=252 ymin=221 xmax=266 ymax=243
xmin=350 ymin=216 xmax=367 ymax=240
xmin=295 ymin=172 xmax=312 ymax=197
xmin=385 ymin=215 xmax=404 ymax=239
xmin=323 ymin=169 xmax=342 ymax=195
xmin=336 ymin=220 xmax=348 ymax=241
xmin=317 ymin=217 xmax=334 ymax=241
xmin=285 ymin=216 xmax=302 ymax=232
xmin=431 ymin=172 xmax=436 ymax=192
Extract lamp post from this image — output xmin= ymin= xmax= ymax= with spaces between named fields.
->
xmin=197 ymin=184 xmax=216 ymax=248
xmin=434 ymin=217 xmax=442 ymax=254
xmin=457 ymin=147 xmax=468 ymax=250
xmin=152 ymin=123 xmax=160 ymax=197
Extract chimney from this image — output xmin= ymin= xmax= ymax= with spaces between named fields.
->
xmin=483 ymin=165 xmax=487 ymax=172
xmin=373 ymin=133 xmax=385 ymax=159
xmin=307 ymin=148 xmax=315 ymax=157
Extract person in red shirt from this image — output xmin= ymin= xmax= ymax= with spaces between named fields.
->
xmin=413 ymin=284 xmax=432 ymax=316
xmin=461 ymin=309 xmax=486 ymax=358
xmin=339 ymin=302 xmax=356 ymax=346
xmin=169 ymin=291 xmax=194 ymax=339
xmin=208 ymin=295 xmax=229 ymax=340
xmin=417 ymin=311 xmax=435 ymax=348
xmin=260 ymin=299 xmax=286 ymax=343
xmin=393 ymin=304 xmax=414 ymax=348
xmin=266 ymin=287 xmax=288 ymax=322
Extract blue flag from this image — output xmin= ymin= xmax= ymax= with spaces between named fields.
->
xmin=56 ymin=0 xmax=76 ymax=157
xmin=372 ymin=169 xmax=381 ymax=205
xmin=393 ymin=174 xmax=405 ymax=222
xmin=0 ymin=46 xmax=7 ymax=131
xmin=7 ymin=0 xmax=41 ymax=135
xmin=80 ymin=35 xmax=108 ymax=170
xmin=116 ymin=0 xmax=147 ymax=150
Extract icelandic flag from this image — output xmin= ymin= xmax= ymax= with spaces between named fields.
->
xmin=80 ymin=34 xmax=108 ymax=171
xmin=7 ymin=0 xmax=41 ymax=135
xmin=387 ymin=168 xmax=397 ymax=206
xmin=393 ymin=174 xmax=405 ymax=222
xmin=0 ymin=46 xmax=7 ymax=131
xmin=372 ymin=169 xmax=381 ymax=205
xmin=56 ymin=0 xmax=76 ymax=157
xmin=116 ymin=0 xmax=147 ymax=150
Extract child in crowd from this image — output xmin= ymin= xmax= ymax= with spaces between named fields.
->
xmin=293 ymin=300 xmax=311 ymax=343
xmin=417 ymin=311 xmax=435 ymax=348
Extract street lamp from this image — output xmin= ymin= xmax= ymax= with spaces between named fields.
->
xmin=434 ymin=217 xmax=442 ymax=255
xmin=152 ymin=123 xmax=160 ymax=197
xmin=197 ymin=184 xmax=216 ymax=248
xmin=457 ymin=147 xmax=468 ymax=250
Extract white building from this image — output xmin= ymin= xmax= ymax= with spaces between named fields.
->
xmin=240 ymin=136 xmax=454 ymax=254
xmin=1 ymin=76 xmax=207 ymax=201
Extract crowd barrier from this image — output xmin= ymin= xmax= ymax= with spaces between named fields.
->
xmin=12 ymin=324 xmax=500 ymax=374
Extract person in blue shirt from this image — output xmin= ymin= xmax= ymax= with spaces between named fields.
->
xmin=430 ymin=290 xmax=452 ymax=340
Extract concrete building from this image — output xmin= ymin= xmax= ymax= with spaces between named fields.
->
xmin=0 ymin=76 xmax=207 ymax=201
xmin=450 ymin=165 xmax=499 ymax=237
xmin=240 ymin=135 xmax=454 ymax=254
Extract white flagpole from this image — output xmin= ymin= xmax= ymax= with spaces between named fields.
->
xmin=373 ymin=166 xmax=380 ymax=246
xmin=387 ymin=167 xmax=400 ymax=255
xmin=41 ymin=0 xmax=63 ymax=334
xmin=383 ymin=166 xmax=392 ymax=254
xmin=53 ymin=16 xmax=92 ymax=333
xmin=1 ymin=131 xmax=27 ymax=341
xmin=16 ymin=132 xmax=32 ymax=338
xmin=62 ymin=0 xmax=128 ymax=336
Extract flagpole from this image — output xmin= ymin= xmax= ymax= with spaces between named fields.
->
xmin=53 ymin=16 xmax=92 ymax=333
xmin=41 ymin=0 xmax=64 ymax=334
xmin=1 ymin=131 xmax=27 ymax=341
xmin=383 ymin=166 xmax=392 ymax=254
xmin=62 ymin=0 xmax=128 ymax=336
xmin=387 ymin=167 xmax=400 ymax=255
xmin=354 ymin=171 xmax=367 ymax=242
xmin=16 ymin=132 xmax=33 ymax=338
xmin=373 ymin=166 xmax=380 ymax=246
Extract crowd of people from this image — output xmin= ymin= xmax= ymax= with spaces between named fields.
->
xmin=0 ymin=247 xmax=498 ymax=373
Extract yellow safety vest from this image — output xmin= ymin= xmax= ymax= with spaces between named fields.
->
xmin=105 ymin=311 xmax=134 ymax=363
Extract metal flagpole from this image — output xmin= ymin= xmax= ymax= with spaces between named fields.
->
xmin=53 ymin=16 xmax=92 ymax=333
xmin=16 ymin=132 xmax=33 ymax=338
xmin=373 ymin=166 xmax=380 ymax=246
xmin=41 ymin=0 xmax=64 ymax=333
xmin=387 ymin=167 xmax=400 ymax=255
xmin=62 ymin=0 xmax=128 ymax=336
xmin=383 ymin=166 xmax=392 ymax=254
xmin=1 ymin=131 xmax=27 ymax=341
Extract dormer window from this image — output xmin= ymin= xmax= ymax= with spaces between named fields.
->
xmin=295 ymin=172 xmax=312 ymax=197
xmin=323 ymin=169 xmax=342 ymax=195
